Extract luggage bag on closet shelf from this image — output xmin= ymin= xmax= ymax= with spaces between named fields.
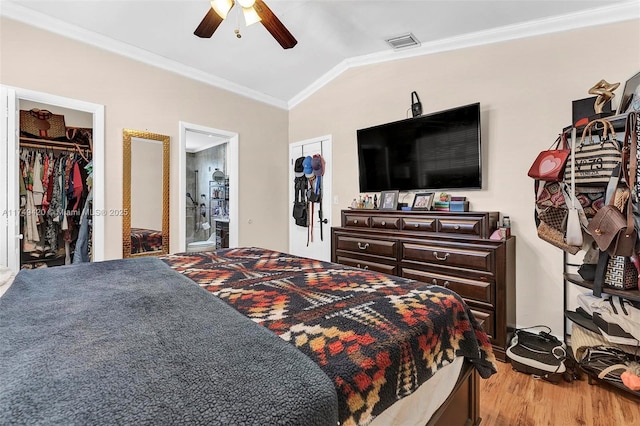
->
xmin=20 ymin=109 xmax=67 ymax=139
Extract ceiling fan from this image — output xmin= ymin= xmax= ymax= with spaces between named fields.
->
xmin=194 ymin=0 xmax=297 ymax=49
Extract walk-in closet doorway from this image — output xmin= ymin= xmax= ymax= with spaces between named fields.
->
xmin=0 ymin=86 xmax=105 ymax=272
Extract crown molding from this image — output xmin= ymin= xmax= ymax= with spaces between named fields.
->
xmin=1 ymin=1 xmax=637 ymax=111
xmin=287 ymin=1 xmax=640 ymax=109
xmin=0 ymin=2 xmax=289 ymax=110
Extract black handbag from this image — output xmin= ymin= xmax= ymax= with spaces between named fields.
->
xmin=506 ymin=326 xmax=567 ymax=383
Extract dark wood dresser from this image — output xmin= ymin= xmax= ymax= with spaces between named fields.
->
xmin=331 ymin=209 xmax=516 ymax=362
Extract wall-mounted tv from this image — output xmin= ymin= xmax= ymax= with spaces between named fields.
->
xmin=357 ymin=102 xmax=482 ymax=192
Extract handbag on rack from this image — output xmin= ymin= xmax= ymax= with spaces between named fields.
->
xmin=604 ymin=255 xmax=639 ymax=290
xmin=538 ymin=206 xmax=567 ymax=232
xmin=587 ymin=201 xmax=636 ymax=256
xmin=625 ymin=112 xmax=640 ymax=234
xmin=528 ymin=134 xmax=570 ymax=181
xmin=566 ymin=128 xmax=583 ymax=246
xmin=563 ymin=119 xmax=622 ymax=186
xmin=537 ymin=220 xmax=581 ymax=255
xmin=535 ymin=181 xmax=605 ymax=219
xmin=587 ymin=126 xmax=637 ymax=257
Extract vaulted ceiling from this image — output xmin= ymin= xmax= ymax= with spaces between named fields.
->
xmin=2 ymin=1 xmax=637 ymax=109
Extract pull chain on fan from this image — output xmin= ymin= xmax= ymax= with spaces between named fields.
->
xmin=194 ymin=0 xmax=297 ymax=49
xmin=234 ymin=5 xmax=242 ymax=39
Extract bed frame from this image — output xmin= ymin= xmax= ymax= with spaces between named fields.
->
xmin=427 ymin=362 xmax=481 ymax=426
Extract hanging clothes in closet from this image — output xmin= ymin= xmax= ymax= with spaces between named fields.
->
xmin=19 ymin=146 xmax=93 ymax=269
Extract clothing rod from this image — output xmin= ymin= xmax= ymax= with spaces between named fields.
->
xmin=19 ymin=136 xmax=92 ymax=151
xmin=19 ymin=141 xmax=91 ymax=155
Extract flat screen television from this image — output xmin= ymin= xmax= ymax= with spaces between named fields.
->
xmin=357 ymin=102 xmax=481 ymax=192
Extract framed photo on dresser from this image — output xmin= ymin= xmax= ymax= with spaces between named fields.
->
xmin=379 ymin=190 xmax=399 ymax=210
xmin=411 ymin=193 xmax=433 ymax=211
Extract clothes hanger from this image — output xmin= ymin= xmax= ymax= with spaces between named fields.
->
xmin=74 ymin=143 xmax=89 ymax=163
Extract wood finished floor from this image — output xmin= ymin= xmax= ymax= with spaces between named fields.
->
xmin=479 ymin=360 xmax=640 ymax=426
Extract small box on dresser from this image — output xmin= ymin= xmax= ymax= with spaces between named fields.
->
xmin=331 ymin=209 xmax=516 ymax=362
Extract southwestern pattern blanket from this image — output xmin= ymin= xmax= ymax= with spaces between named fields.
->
xmin=130 ymin=227 xmax=163 ymax=254
xmin=161 ymin=247 xmax=497 ymax=426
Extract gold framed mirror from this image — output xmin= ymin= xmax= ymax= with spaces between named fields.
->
xmin=122 ymin=129 xmax=170 ymax=257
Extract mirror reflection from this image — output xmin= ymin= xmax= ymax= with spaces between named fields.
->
xmin=122 ymin=129 xmax=170 ymax=257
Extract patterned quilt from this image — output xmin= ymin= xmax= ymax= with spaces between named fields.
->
xmin=130 ymin=228 xmax=163 ymax=254
xmin=161 ymin=247 xmax=497 ymax=426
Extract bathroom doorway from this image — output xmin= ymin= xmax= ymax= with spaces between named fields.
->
xmin=185 ymin=137 xmax=228 ymax=248
xmin=178 ymin=122 xmax=238 ymax=253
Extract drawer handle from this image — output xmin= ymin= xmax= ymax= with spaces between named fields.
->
xmin=381 ymin=221 xmax=386 ymax=226
xmin=356 ymin=264 xmax=369 ymax=270
xmin=432 ymin=278 xmax=449 ymax=288
xmin=433 ymin=252 xmax=450 ymax=261
xmin=354 ymin=219 xmax=358 ymax=224
xmin=454 ymin=225 xmax=460 ymax=230
xmin=414 ymin=224 xmax=420 ymax=228
xmin=358 ymin=242 xmax=370 ymax=250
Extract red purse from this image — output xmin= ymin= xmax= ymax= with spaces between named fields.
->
xmin=528 ymin=134 xmax=570 ymax=181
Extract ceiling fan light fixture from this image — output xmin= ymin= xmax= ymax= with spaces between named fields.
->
xmin=242 ymin=6 xmax=261 ymax=26
xmin=211 ymin=0 xmax=233 ymax=19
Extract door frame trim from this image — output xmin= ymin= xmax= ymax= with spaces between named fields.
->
xmin=1 ymin=85 xmax=105 ymax=271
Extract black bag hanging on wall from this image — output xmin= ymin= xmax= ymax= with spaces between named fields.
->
xmin=292 ymin=156 xmax=309 ymax=227
xmin=292 ymin=173 xmax=308 ymax=227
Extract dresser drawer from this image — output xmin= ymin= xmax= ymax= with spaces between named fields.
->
xmin=470 ymin=307 xmax=495 ymax=338
xmin=371 ymin=216 xmax=400 ymax=230
xmin=335 ymin=235 xmax=397 ymax=259
xmin=337 ymin=256 xmax=397 ymax=275
xmin=401 ymin=217 xmax=437 ymax=232
xmin=401 ymin=268 xmax=493 ymax=305
xmin=344 ymin=214 xmax=371 ymax=228
xmin=437 ymin=218 xmax=483 ymax=237
xmin=402 ymin=242 xmax=494 ymax=273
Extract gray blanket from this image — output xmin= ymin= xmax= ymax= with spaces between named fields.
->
xmin=0 ymin=258 xmax=338 ymax=425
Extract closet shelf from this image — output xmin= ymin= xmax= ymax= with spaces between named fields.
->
xmin=561 ymin=113 xmax=627 ymax=135
xmin=564 ymin=273 xmax=640 ymax=302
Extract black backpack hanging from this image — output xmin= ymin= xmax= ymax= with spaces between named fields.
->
xmin=292 ymin=176 xmax=308 ymax=227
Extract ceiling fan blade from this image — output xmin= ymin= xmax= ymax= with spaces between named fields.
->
xmin=253 ymin=0 xmax=297 ymax=49
xmin=194 ymin=8 xmax=224 ymax=38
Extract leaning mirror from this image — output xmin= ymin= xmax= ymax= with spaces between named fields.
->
xmin=122 ymin=129 xmax=170 ymax=257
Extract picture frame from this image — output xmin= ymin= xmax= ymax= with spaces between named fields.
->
xmin=379 ymin=190 xmax=399 ymax=210
xmin=411 ymin=192 xmax=433 ymax=211
xmin=617 ymin=71 xmax=640 ymax=115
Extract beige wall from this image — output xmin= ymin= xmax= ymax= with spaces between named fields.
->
xmin=3 ymin=15 xmax=640 ymax=334
xmin=1 ymin=17 xmax=290 ymax=259
xmin=289 ymin=20 xmax=640 ymax=333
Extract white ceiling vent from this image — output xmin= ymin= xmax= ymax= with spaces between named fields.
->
xmin=385 ymin=33 xmax=421 ymax=50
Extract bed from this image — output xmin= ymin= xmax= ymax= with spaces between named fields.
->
xmin=130 ymin=227 xmax=164 ymax=254
xmin=0 ymin=247 xmax=497 ymax=425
